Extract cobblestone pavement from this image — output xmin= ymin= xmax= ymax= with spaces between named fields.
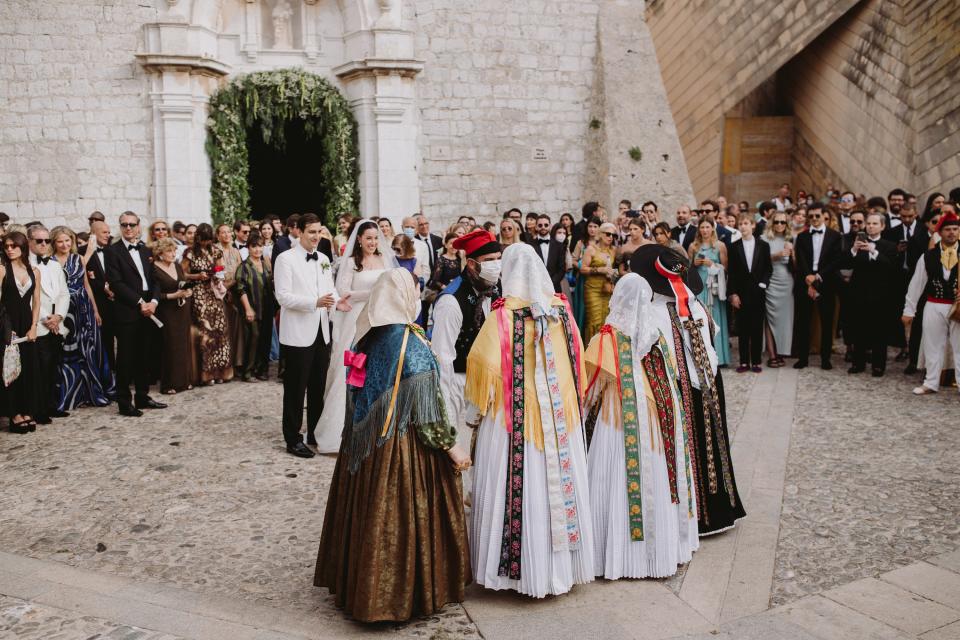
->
xmin=0 ymin=595 xmax=183 ymax=640
xmin=773 ymin=364 xmax=960 ymax=606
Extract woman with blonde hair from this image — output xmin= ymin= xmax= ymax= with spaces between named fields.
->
xmin=581 ymin=221 xmax=618 ymax=340
xmin=688 ymin=218 xmax=731 ymax=365
xmin=498 ymin=218 xmax=522 ymax=247
xmin=762 ymin=211 xmax=795 ymax=366
xmin=153 ymin=237 xmax=195 ymax=392
xmin=49 ymin=225 xmax=115 ymax=409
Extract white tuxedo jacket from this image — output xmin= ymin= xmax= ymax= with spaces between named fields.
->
xmin=274 ymin=241 xmax=339 ymax=347
xmin=30 ymin=254 xmax=70 ymax=339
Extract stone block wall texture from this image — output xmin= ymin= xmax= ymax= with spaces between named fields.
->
xmin=0 ymin=0 xmax=159 ymax=226
xmin=647 ymin=0 xmax=960 ymax=201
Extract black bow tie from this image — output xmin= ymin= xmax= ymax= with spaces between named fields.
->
xmin=538 ymin=238 xmax=550 ymax=244
xmin=236 ymin=243 xmax=246 ymax=249
xmin=810 ymin=229 xmax=824 ymax=235
xmin=38 ymin=256 xmax=51 ymax=265
xmin=95 ymin=247 xmax=104 ymax=253
xmin=306 ymin=252 xmax=319 ymax=262
xmin=127 ymin=243 xmax=141 ymax=251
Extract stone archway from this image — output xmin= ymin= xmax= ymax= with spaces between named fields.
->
xmin=205 ymin=68 xmax=360 ymax=225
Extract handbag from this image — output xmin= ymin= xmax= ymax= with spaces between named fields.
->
xmin=3 ymin=336 xmax=21 ymax=387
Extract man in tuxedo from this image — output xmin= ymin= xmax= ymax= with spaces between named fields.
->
xmin=414 ymin=213 xmax=442 ymax=323
xmin=793 ymin=203 xmax=844 ymax=369
xmin=86 ymin=220 xmax=116 ymax=369
xmin=271 ymin=214 xmax=300 ymax=269
xmin=527 ymin=213 xmax=566 ymax=292
xmin=671 ymin=204 xmax=697 ymax=250
xmin=838 ymin=210 xmax=866 ymax=360
xmin=883 ymin=204 xmax=920 ymax=361
xmin=837 ymin=191 xmax=857 ymax=234
xmin=274 ymin=213 xmax=352 ymax=458
xmin=233 ymin=219 xmax=251 ymax=259
xmin=104 ymin=211 xmax=166 ymax=417
xmin=727 ymin=215 xmax=772 ymax=372
xmin=846 ymin=212 xmax=899 ymax=376
xmin=28 ymin=225 xmax=71 ymax=423
xmin=571 ymin=201 xmax=600 ymax=249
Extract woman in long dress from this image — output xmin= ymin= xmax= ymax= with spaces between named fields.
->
xmin=581 ymin=221 xmax=617 ymax=341
xmin=315 ymin=268 xmax=472 ymax=622
xmin=153 ymin=238 xmax=195 ymax=394
xmin=1 ymin=232 xmax=41 ymax=432
xmin=761 ymin=211 xmax=795 ymax=365
xmin=313 ymin=219 xmax=398 ymax=453
xmin=50 ymin=226 xmax=115 ymax=410
xmin=585 ymin=273 xmax=699 ymax=578
xmin=182 ymin=224 xmax=232 ymax=384
xmin=571 ymin=217 xmax=600 ymax=334
xmin=217 ymin=223 xmax=244 ymax=378
xmin=688 ymin=219 xmax=731 ymax=366
xmin=467 ymin=243 xmax=594 ymax=597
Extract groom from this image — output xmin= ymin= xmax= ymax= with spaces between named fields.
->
xmin=274 ymin=214 xmax=351 ymax=458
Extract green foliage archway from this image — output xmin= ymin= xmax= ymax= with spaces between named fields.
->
xmin=206 ymin=68 xmax=360 ymax=226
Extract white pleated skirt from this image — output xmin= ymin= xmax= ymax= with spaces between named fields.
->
xmin=470 ymin=409 xmax=595 ymax=598
xmin=588 ymin=396 xmax=698 ymax=579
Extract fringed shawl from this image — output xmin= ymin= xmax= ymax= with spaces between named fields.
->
xmin=344 ymin=323 xmax=455 ymax=473
xmin=465 ymin=295 xmax=585 ymax=451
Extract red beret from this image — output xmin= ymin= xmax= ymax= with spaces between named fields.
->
xmin=452 ymin=229 xmax=501 ymax=259
xmin=936 ymin=211 xmax=959 ymax=232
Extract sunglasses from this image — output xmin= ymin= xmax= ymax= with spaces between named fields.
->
xmin=4 ymin=244 xmax=17 ymax=250
xmin=773 ymin=220 xmax=787 ymax=225
xmin=33 ymin=238 xmax=51 ymax=244
xmin=602 ymin=232 xmax=614 ymax=237
xmin=120 ymin=222 xmax=138 ymax=229
xmin=155 ymin=227 xmax=168 ymax=232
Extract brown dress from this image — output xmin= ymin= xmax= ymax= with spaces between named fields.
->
xmin=220 ymin=245 xmax=244 ymax=370
xmin=183 ymin=246 xmax=232 ymax=382
xmin=153 ymin=262 xmax=195 ymax=393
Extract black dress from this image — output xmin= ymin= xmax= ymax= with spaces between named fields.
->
xmin=2 ymin=267 xmax=39 ymax=419
xmin=154 ymin=263 xmax=195 ymax=392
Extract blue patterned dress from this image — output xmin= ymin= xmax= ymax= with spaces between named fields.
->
xmin=57 ymin=254 xmax=115 ymax=409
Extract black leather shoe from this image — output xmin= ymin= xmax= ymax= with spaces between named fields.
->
xmin=871 ymin=369 xmax=884 ymax=377
xmin=793 ymin=361 xmax=808 ymax=369
xmin=50 ymin=410 xmax=70 ymax=418
xmin=287 ymin=442 xmax=316 ymax=458
xmin=135 ymin=397 xmax=167 ymax=410
xmin=847 ymin=366 xmax=864 ymax=374
xmin=821 ymin=361 xmax=833 ymax=371
xmin=119 ymin=405 xmax=143 ymax=417
xmin=35 ymin=416 xmax=52 ymax=425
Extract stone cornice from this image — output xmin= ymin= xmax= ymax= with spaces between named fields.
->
xmin=136 ymin=53 xmax=231 ymax=77
xmin=333 ymin=58 xmax=424 ymax=81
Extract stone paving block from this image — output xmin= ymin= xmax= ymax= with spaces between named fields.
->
xmin=772 ymin=594 xmax=911 ymax=640
xmin=921 ymin=620 xmax=960 ymax=640
xmin=824 ymin=577 xmax=960 ymax=635
xmin=0 ymin=568 xmax=53 ymax=601
xmin=881 ymin=562 xmax=960 ymax=611
xmin=928 ymin=550 xmax=960 ymax=574
xmin=671 ymin=613 xmax=820 ymax=639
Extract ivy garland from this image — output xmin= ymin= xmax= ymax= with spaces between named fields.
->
xmin=206 ymin=68 xmax=360 ymax=226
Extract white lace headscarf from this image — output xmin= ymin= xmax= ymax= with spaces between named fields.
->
xmin=354 ymin=268 xmax=420 ymax=344
xmin=335 ymin=218 xmax=399 ymax=291
xmin=605 ymin=273 xmax=659 ymax=356
xmin=500 ymin=243 xmax=555 ymax=314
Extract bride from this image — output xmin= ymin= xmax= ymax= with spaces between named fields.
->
xmin=313 ymin=218 xmax=398 ymax=453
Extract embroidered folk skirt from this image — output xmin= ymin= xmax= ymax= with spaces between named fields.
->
xmin=588 ymin=390 xmax=699 ymax=579
xmin=691 ymin=372 xmax=746 ymax=536
xmin=470 ymin=409 xmax=595 ymax=598
xmin=314 ymin=429 xmax=471 ymax=622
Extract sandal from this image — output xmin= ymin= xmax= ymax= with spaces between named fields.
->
xmin=9 ymin=419 xmax=30 ymax=434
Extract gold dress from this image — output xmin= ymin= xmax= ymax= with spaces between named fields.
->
xmin=583 ymin=246 xmax=615 ymax=341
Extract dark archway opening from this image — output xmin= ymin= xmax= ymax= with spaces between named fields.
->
xmin=246 ymin=119 xmax=326 ymax=221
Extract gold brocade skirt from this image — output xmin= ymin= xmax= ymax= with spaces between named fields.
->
xmin=583 ymin=274 xmax=611 ymax=342
xmin=314 ymin=429 xmax=471 ymax=623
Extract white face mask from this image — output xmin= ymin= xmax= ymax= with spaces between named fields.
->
xmin=478 ymin=259 xmax=502 ymax=284
xmin=403 ymin=227 xmax=416 ymax=238
xmin=555 ymin=232 xmax=567 ymax=243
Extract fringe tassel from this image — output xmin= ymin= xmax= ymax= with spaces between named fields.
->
xmin=346 ymin=370 xmax=447 ymax=474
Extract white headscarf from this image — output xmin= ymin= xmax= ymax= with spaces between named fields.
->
xmin=335 ymin=218 xmax=399 ymax=291
xmin=354 ymin=268 xmax=420 ymax=344
xmin=500 ymin=243 xmax=555 ymax=313
xmin=605 ymin=273 xmax=659 ymax=356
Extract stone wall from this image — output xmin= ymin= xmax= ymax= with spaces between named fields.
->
xmin=0 ymin=0 xmax=158 ymax=226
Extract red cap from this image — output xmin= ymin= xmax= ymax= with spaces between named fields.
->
xmin=936 ymin=211 xmax=959 ymax=232
xmin=452 ymin=229 xmax=501 ymax=259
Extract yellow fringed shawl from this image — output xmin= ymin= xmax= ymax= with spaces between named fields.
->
xmin=465 ymin=296 xmax=585 ymax=451
xmin=583 ymin=328 xmax=658 ymax=437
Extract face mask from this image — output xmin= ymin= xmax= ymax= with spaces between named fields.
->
xmin=403 ymin=227 xmax=416 ymax=238
xmin=555 ymin=232 xmax=567 ymax=243
xmin=478 ymin=259 xmax=502 ymax=284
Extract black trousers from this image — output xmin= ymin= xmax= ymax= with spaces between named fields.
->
xmin=280 ymin=326 xmax=331 ymax=446
xmin=795 ymin=287 xmax=836 ymax=365
xmin=736 ymin=296 xmax=765 ymax=366
xmin=115 ymin=317 xmax=153 ymax=408
xmin=853 ymin=332 xmax=888 ymax=371
xmin=36 ymin=333 xmax=63 ymax=419
xmin=908 ymin=298 xmax=926 ymax=368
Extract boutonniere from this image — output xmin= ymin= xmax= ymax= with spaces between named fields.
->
xmin=320 ymin=261 xmax=331 ymax=273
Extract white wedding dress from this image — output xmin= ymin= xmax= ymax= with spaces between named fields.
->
xmin=313 ymin=264 xmax=386 ymax=453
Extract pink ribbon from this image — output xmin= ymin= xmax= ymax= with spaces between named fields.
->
xmin=493 ymin=298 xmax=516 ymax=434
xmin=555 ymin=293 xmax=584 ymax=399
xmin=344 ymin=350 xmax=367 ymax=387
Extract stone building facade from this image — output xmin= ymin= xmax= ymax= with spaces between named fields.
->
xmin=646 ymin=0 xmax=960 ymax=205
xmin=0 ymin=0 xmax=693 ymax=229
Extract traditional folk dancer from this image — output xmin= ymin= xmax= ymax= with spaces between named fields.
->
xmin=467 ymin=243 xmax=594 ymax=597
xmin=584 ymin=273 xmax=699 ymax=578
xmin=631 ymin=245 xmax=746 ymax=536
xmin=431 ymin=229 xmax=502 ymax=495
xmin=903 ymin=211 xmax=960 ymax=396
xmin=315 ymin=269 xmax=472 ymax=622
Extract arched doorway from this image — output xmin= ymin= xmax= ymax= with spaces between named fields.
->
xmin=206 ymin=68 xmax=360 ymax=226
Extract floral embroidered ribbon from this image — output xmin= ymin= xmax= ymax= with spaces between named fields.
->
xmin=658 ymin=334 xmax=695 ymax=519
xmin=614 ymin=330 xmax=645 ymax=541
xmin=344 ymin=350 xmax=367 ymax=388
xmin=498 ymin=305 xmax=527 ymax=580
xmin=641 ymin=346 xmax=679 ymax=505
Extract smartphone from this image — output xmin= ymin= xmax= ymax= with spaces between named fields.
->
xmin=856 ymin=231 xmax=868 ymax=243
